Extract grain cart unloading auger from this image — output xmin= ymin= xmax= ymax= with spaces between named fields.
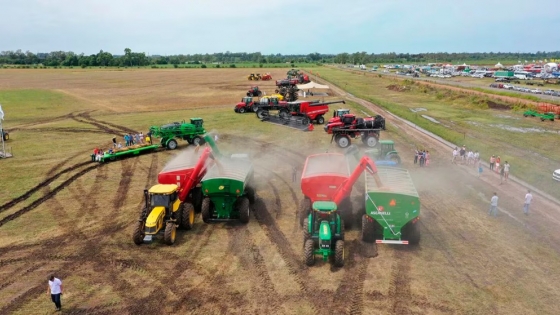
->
xmin=301 ymin=154 xmax=382 ymax=267
xmin=132 ymin=145 xmax=213 ymax=245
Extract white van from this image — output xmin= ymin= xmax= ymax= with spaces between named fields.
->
xmin=514 ymin=71 xmax=531 ymax=80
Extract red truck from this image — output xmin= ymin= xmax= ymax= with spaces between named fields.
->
xmin=278 ymin=100 xmax=345 ymax=125
xmin=299 ymin=152 xmax=380 ymax=228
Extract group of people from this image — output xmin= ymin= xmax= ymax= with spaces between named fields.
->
xmin=413 ymin=149 xmax=430 ymax=167
xmin=92 ymin=147 xmax=113 ymax=161
xmin=118 ymin=132 xmax=149 ymax=147
xmin=452 ymin=146 xmax=480 ymax=166
xmin=488 ymin=189 xmax=533 ymax=217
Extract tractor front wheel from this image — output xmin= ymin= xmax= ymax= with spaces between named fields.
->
xmin=304 ymin=239 xmax=315 ymax=266
xmin=239 ymin=107 xmax=246 ymax=114
xmin=164 ymin=222 xmax=177 ymax=245
xmin=361 ymin=215 xmax=375 ymax=243
xmin=316 ymin=115 xmax=325 ymax=124
xmin=201 ymin=198 xmax=212 ymax=223
xmin=192 ymin=136 xmax=204 ymax=146
xmin=132 ymin=221 xmax=145 ymax=245
xmin=388 ymin=153 xmax=401 ymax=165
xmin=336 ymin=135 xmax=351 ymax=148
xmin=238 ymin=197 xmax=250 ymax=223
xmin=180 ymin=203 xmax=195 ymax=230
xmin=298 ymin=198 xmax=311 ymax=227
xmin=334 ymin=240 xmax=345 ymax=267
xmin=256 ymin=109 xmax=268 ymax=119
xmin=167 ymin=139 xmax=178 ymax=150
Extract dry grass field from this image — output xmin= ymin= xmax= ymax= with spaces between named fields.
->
xmin=0 ymin=68 xmax=560 ymax=315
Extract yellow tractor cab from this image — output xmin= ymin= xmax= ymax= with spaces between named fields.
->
xmin=134 ymin=184 xmax=181 ymax=245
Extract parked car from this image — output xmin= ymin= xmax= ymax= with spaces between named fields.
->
xmin=503 ymin=84 xmax=514 ymax=89
xmin=552 ymin=91 xmax=559 ymax=97
xmin=495 ymin=77 xmax=508 ymax=82
xmin=531 ymin=89 xmax=543 ymax=94
xmin=553 ymin=169 xmax=560 ymax=182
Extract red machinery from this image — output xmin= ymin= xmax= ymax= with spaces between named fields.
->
xmin=157 ymin=146 xmax=213 ymax=213
xmin=299 ymin=153 xmax=380 ymax=228
xmin=247 ymin=86 xmax=263 ymax=97
xmin=324 ymin=112 xmax=386 ymax=148
xmin=261 ymin=73 xmax=272 ymax=80
xmin=279 ymin=100 xmax=345 ymax=124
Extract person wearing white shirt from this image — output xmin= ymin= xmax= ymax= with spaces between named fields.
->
xmin=47 ymin=275 xmax=63 ymax=311
xmin=503 ymin=161 xmax=510 ymax=181
xmin=523 ymin=190 xmax=533 ymax=215
xmin=489 ymin=192 xmax=499 ymax=217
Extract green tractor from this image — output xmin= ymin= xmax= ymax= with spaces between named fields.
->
xmin=523 ymin=110 xmax=538 ymax=117
xmin=537 ymin=112 xmax=555 ymax=121
xmin=149 ymin=118 xmax=206 ymax=150
xmin=303 ymin=201 xmax=345 ymax=267
xmin=365 ymin=140 xmax=401 ymax=165
xmin=200 ymin=135 xmax=256 ymax=223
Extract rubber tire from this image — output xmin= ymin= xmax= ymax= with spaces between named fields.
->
xmin=361 ymin=215 xmax=376 ymax=243
xmin=132 ymin=221 xmax=145 ymax=245
xmin=336 ymin=135 xmax=351 ymax=148
xmin=316 ymin=115 xmax=325 ymax=124
xmin=388 ymin=153 xmax=401 ymax=165
xmin=364 ymin=135 xmax=378 ymax=148
xmin=303 ymin=218 xmax=311 ymax=245
xmin=201 ymin=197 xmax=212 ymax=223
xmin=167 ymin=139 xmax=178 ymax=150
xmin=256 ymin=109 xmax=268 ymax=119
xmin=180 ymin=203 xmax=195 ymax=230
xmin=279 ymin=109 xmax=290 ymax=119
xmin=338 ymin=219 xmax=345 ymax=241
xmin=164 ymin=222 xmax=177 ymax=245
xmin=192 ymin=136 xmax=204 ymax=146
xmin=298 ymin=198 xmax=311 ymax=227
xmin=238 ymin=197 xmax=250 ymax=223
xmin=2 ymin=133 xmax=8 ymax=141
xmin=245 ymin=186 xmax=256 ymax=205
xmin=304 ymin=239 xmax=315 ymax=266
xmin=406 ymin=222 xmax=421 ymax=245
xmin=334 ymin=240 xmax=345 ymax=267
xmin=239 ymin=107 xmax=246 ymax=114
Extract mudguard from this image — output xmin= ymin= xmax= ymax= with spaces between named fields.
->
xmin=145 ymin=206 xmax=165 ymax=234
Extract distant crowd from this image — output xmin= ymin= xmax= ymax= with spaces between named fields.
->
xmin=413 ymin=150 xmax=430 ymax=167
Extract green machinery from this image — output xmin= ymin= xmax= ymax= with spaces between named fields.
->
xmin=523 ymin=110 xmax=556 ymax=121
xmin=303 ymin=201 xmax=345 ymax=267
xmin=149 ymin=118 xmax=206 ymax=150
xmin=365 ymin=140 xmax=401 ymax=165
xmin=200 ymin=135 xmax=256 ymax=223
xmin=96 ymin=144 xmax=160 ymax=163
xmin=362 ymin=166 xmax=421 ymax=245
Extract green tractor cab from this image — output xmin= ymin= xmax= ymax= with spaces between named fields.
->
xmin=149 ymin=118 xmax=206 ymax=150
xmin=365 ymin=140 xmax=401 ymax=165
xmin=133 ymin=184 xmax=182 ymax=245
xmin=303 ymin=201 xmax=345 ymax=267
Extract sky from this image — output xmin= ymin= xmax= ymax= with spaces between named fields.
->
xmin=1 ymin=0 xmax=559 ymax=56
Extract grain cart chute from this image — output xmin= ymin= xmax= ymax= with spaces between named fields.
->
xmin=133 ymin=147 xmax=213 ymax=245
xmin=362 ymin=167 xmax=420 ymax=245
xmin=303 ymin=201 xmax=345 ymax=267
xmin=149 ymin=118 xmax=206 ymax=150
xmin=299 ymin=153 xmax=380 ymax=229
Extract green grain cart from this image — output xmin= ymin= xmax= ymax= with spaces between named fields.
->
xmin=200 ymin=136 xmax=256 ymax=223
xmin=361 ymin=167 xmax=420 ymax=245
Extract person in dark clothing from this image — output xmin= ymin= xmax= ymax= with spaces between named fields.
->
xmin=419 ymin=151 xmax=425 ymax=167
xmin=413 ymin=150 xmax=418 ymax=164
xmin=112 ymin=136 xmax=117 ymax=147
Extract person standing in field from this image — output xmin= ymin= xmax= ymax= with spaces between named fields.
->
xmin=425 ymin=150 xmax=430 ymax=166
xmin=495 ymin=156 xmax=501 ymax=173
xmin=112 ymin=136 xmax=117 ymax=147
xmin=499 ymin=164 xmax=505 ymax=184
xmin=459 ymin=146 xmax=466 ymax=164
xmin=452 ymin=147 xmax=458 ymax=164
xmin=503 ymin=161 xmax=510 ymax=181
xmin=413 ymin=149 xmax=418 ymax=165
xmin=489 ymin=192 xmax=499 ymax=217
xmin=478 ymin=161 xmax=483 ymax=177
xmin=47 ymin=275 xmax=63 ymax=311
xmin=489 ymin=155 xmax=495 ymax=171
xmin=523 ymin=190 xmax=533 ymax=215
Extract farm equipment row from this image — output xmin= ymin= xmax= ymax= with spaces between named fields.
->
xmin=523 ymin=109 xmax=559 ymax=121
xmin=248 ymin=73 xmax=272 ymax=81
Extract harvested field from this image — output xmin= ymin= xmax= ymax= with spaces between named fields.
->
xmin=0 ymin=68 xmax=560 ymax=315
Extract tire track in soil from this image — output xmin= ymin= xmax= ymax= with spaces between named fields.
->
xmin=78 ymin=112 xmax=138 ymax=135
xmin=18 ymin=127 xmax=103 ymax=134
xmin=331 ymin=240 xmax=368 ymax=315
xmin=252 ymin=197 xmax=322 ymax=313
xmin=388 ymin=250 xmax=413 ymax=315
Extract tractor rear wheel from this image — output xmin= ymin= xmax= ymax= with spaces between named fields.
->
xmin=201 ymin=198 xmax=212 ymax=223
xmin=336 ymin=135 xmax=351 ymax=148
xmin=239 ymin=107 xmax=246 ymax=114
xmin=238 ymin=197 xmax=250 ymax=223
xmin=192 ymin=136 xmax=204 ymax=146
xmin=298 ymin=198 xmax=311 ymax=227
xmin=316 ymin=115 xmax=325 ymax=124
xmin=334 ymin=240 xmax=345 ymax=267
xmin=164 ymin=222 xmax=177 ymax=245
xmin=303 ymin=218 xmax=311 ymax=245
xmin=180 ymin=203 xmax=195 ymax=230
xmin=304 ymin=239 xmax=315 ymax=266
xmin=167 ymin=139 xmax=178 ymax=150
xmin=361 ymin=215 xmax=375 ymax=243
xmin=364 ymin=135 xmax=379 ymax=147
xmin=132 ymin=221 xmax=145 ymax=245
xmin=388 ymin=153 xmax=401 ymax=165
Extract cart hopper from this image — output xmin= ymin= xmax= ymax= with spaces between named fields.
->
xmin=301 ymin=153 xmax=351 ymax=202
xmin=158 ymin=147 xmax=207 ymax=186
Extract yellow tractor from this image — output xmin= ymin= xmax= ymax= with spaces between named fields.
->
xmin=132 ymin=184 xmax=194 ymax=245
xmin=248 ymin=73 xmax=262 ymax=81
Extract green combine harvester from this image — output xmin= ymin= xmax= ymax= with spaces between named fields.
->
xmin=362 ymin=166 xmax=421 ymax=245
xmin=149 ymin=118 xmax=206 ymax=150
xmin=200 ymin=135 xmax=256 ymax=223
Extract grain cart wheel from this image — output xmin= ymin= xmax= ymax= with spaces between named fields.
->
xmin=304 ymin=239 xmax=315 ymax=266
xmin=164 ymin=222 xmax=177 ymax=245
xmin=336 ymin=135 xmax=351 ymax=148
xmin=201 ymin=197 xmax=212 ymax=223
xmin=303 ymin=218 xmax=311 ymax=245
xmin=388 ymin=153 xmax=401 ymax=165
xmin=132 ymin=221 xmax=145 ymax=245
xmin=361 ymin=215 xmax=376 ymax=243
xmin=298 ymin=198 xmax=311 ymax=227
xmin=239 ymin=107 xmax=246 ymax=114
xmin=167 ymin=139 xmax=178 ymax=150
xmin=334 ymin=240 xmax=345 ymax=267
xmin=245 ymin=186 xmax=256 ymax=205
xmin=180 ymin=203 xmax=195 ymax=230
xmin=364 ymin=135 xmax=379 ymax=147
xmin=316 ymin=115 xmax=325 ymax=124
xmin=405 ymin=222 xmax=421 ymax=245
xmin=238 ymin=197 xmax=250 ymax=224
xmin=192 ymin=136 xmax=204 ymax=146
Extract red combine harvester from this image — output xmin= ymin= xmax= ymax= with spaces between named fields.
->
xmin=324 ymin=111 xmax=386 ymax=148
xmin=261 ymin=73 xmax=272 ymax=80
xmin=299 ymin=152 xmax=381 ymax=228
xmin=279 ymin=100 xmax=345 ymax=125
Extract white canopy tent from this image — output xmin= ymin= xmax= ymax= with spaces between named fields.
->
xmin=296 ymin=81 xmax=330 ymax=90
xmin=494 ymin=62 xmax=504 ymax=68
